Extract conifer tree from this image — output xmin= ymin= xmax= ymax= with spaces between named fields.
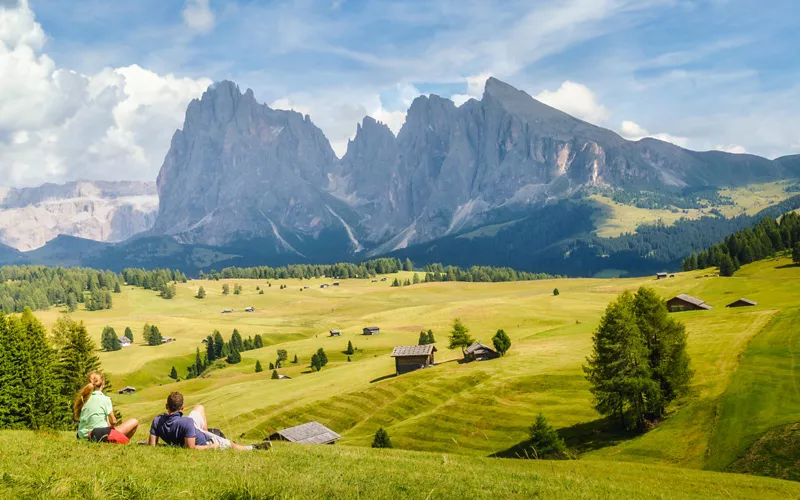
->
xmin=113 ymin=282 xmax=121 ymax=293
xmin=316 ymin=348 xmax=328 ymax=366
xmin=426 ymin=330 xmax=435 ymax=344
xmin=793 ymin=242 xmax=800 ymax=264
xmin=206 ymin=335 xmax=216 ymax=363
xmin=345 ymin=340 xmax=354 ymax=354
xmin=412 ymin=273 xmax=420 ymax=284
xmin=255 ymin=360 xmax=263 ymax=373
xmin=227 ymin=348 xmax=241 ymax=364
xmin=310 ymin=353 xmax=320 ymax=371
xmin=268 ymin=361 xmax=274 ymax=370
xmin=528 ymin=413 xmax=568 ymax=459
xmin=418 ymin=331 xmax=428 ymax=345
xmin=196 ymin=286 xmax=206 ymax=299
xmin=194 ymin=348 xmax=205 ymax=376
xmin=65 ymin=293 xmax=77 ymax=312
xmin=719 ymin=254 xmax=735 ymax=277
xmin=271 ymin=369 xmax=279 ymax=379
xmin=124 ymin=326 xmax=133 ymax=343
xmin=372 ymin=427 xmax=392 ymax=448
xmin=20 ymin=309 xmax=66 ymax=427
xmin=231 ymin=329 xmax=244 ymax=352
xmin=213 ymin=330 xmax=225 ymax=360
xmin=492 ymin=329 xmax=511 ymax=356
xmin=55 ymin=317 xmax=103 ymax=415
xmin=293 ymin=354 xmax=298 ymax=364
xmin=553 ymin=288 xmax=560 ymax=296
xmin=448 ymin=318 xmax=474 ymax=358
xmin=169 ymin=366 xmax=178 ymax=380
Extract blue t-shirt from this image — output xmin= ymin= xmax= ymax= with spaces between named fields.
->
xmin=149 ymin=412 xmax=208 ymax=446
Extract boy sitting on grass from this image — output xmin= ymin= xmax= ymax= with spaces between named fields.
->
xmin=148 ymin=392 xmax=270 ymax=451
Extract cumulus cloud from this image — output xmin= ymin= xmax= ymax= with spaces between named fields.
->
xmin=715 ymin=144 xmax=747 ymax=154
xmin=0 ymin=0 xmax=211 ymax=187
xmin=182 ymin=0 xmax=215 ymax=34
xmin=535 ymin=81 xmax=610 ymax=123
xmin=619 ymin=120 xmax=690 ymax=148
xmin=451 ymin=72 xmax=492 ymax=107
xmin=271 ymin=84 xmax=419 ymax=157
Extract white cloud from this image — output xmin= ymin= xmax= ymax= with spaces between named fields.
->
xmin=450 ymin=72 xmax=492 ymax=107
xmin=535 ymin=81 xmax=610 ymax=123
xmin=0 ymin=1 xmax=211 ymax=187
xmin=182 ymin=0 xmax=215 ymax=34
xmin=715 ymin=144 xmax=746 ymax=154
xmin=271 ymin=87 xmax=411 ymax=158
xmin=619 ymin=120 xmax=689 ymax=148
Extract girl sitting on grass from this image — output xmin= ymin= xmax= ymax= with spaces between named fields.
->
xmin=75 ymin=371 xmax=139 ymax=444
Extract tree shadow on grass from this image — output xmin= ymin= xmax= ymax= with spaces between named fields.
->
xmin=775 ymin=263 xmax=799 ymax=269
xmin=490 ymin=416 xmax=641 ymax=459
xmin=370 ymin=374 xmax=396 ymax=384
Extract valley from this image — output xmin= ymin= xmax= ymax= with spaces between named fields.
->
xmin=23 ymin=257 xmax=800 ymax=473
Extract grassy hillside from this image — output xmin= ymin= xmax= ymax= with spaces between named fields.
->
xmin=1 ymin=431 xmax=799 ymax=499
xmin=19 ymin=256 xmax=800 ymax=488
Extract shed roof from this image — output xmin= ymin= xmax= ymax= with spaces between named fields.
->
xmin=269 ymin=422 xmax=340 ymax=444
xmin=391 ymin=345 xmax=437 ymax=357
xmin=671 ymin=294 xmax=713 ymax=309
xmin=119 ymin=336 xmax=131 ymax=343
xmin=727 ymin=298 xmax=757 ymax=307
xmin=465 ymin=341 xmax=497 ymax=355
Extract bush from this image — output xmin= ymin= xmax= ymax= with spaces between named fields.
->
xmin=553 ymin=288 xmax=560 ymax=296
xmin=529 ymin=414 xmax=568 ymax=459
xmin=492 ymin=329 xmax=511 ymax=356
xmin=372 ymin=428 xmax=392 ymax=448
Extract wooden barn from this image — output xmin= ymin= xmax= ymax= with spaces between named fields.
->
xmin=118 ymin=386 xmax=136 ymax=395
xmin=268 ymin=422 xmax=341 ymax=445
xmin=329 ymin=330 xmax=341 ymax=337
xmin=391 ymin=345 xmax=437 ymax=375
xmin=244 ymin=306 xmax=255 ymax=312
xmin=465 ymin=341 xmax=500 ymax=361
xmin=333 ymin=281 xmax=340 ymax=286
xmin=119 ymin=336 xmax=131 ymax=348
xmin=727 ymin=298 xmax=757 ymax=308
xmin=363 ymin=326 xmax=380 ymax=335
xmin=320 ymin=284 xmax=330 ymax=289
xmin=656 ymin=272 xmax=668 ymax=280
xmin=666 ymin=294 xmax=713 ymax=312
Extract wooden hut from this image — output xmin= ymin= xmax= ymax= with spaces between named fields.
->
xmin=118 ymin=386 xmax=136 ymax=395
xmin=726 ymin=298 xmax=757 ymax=308
xmin=119 ymin=336 xmax=131 ymax=348
xmin=244 ymin=306 xmax=255 ymax=312
xmin=465 ymin=341 xmax=500 ymax=361
xmin=391 ymin=345 xmax=437 ymax=375
xmin=656 ymin=272 xmax=668 ymax=280
xmin=363 ymin=326 xmax=380 ymax=335
xmin=320 ymin=284 xmax=330 ymax=289
xmin=333 ymin=281 xmax=340 ymax=286
xmin=666 ymin=294 xmax=713 ymax=312
xmin=329 ymin=330 xmax=341 ymax=337
xmin=268 ymin=422 xmax=340 ymax=445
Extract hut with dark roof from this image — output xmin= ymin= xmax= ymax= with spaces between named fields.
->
xmin=268 ymin=422 xmax=341 ymax=445
xmin=465 ymin=341 xmax=499 ymax=361
xmin=666 ymin=294 xmax=713 ymax=312
xmin=726 ymin=298 xmax=757 ymax=308
xmin=363 ymin=326 xmax=380 ymax=335
xmin=391 ymin=345 xmax=437 ymax=375
xmin=329 ymin=329 xmax=341 ymax=337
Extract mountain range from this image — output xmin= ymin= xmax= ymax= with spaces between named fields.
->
xmin=150 ymin=78 xmax=799 ymax=258
xmin=2 ymin=78 xmax=799 ymax=275
xmin=0 ymin=181 xmax=157 ymax=251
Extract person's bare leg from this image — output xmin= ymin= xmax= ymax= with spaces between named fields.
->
xmin=116 ymin=418 xmax=139 ymax=439
xmin=191 ymin=405 xmax=209 ymax=431
xmin=229 ymin=442 xmax=251 ymax=451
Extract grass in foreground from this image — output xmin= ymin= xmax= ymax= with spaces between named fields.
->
xmin=1 ymin=431 xmax=799 ymax=499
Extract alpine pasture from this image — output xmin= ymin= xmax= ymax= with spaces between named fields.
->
xmin=3 ymin=257 xmax=799 ymax=498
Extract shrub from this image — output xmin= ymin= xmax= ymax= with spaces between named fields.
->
xmin=529 ymin=414 xmax=568 ymax=459
xmin=553 ymin=288 xmax=560 ymax=296
xmin=372 ymin=428 xmax=392 ymax=448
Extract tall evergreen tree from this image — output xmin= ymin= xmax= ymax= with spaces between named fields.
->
xmin=345 ymin=340 xmax=355 ymax=354
xmin=54 ymin=317 xmax=103 ymax=421
xmin=0 ymin=314 xmax=34 ymax=428
xmin=206 ymin=335 xmax=216 ymax=363
xmin=448 ymin=318 xmax=474 ymax=358
xmin=583 ymin=291 xmax=673 ymax=431
xmin=271 ymin=369 xmax=279 ymax=379
xmin=100 ymin=326 xmax=121 ymax=351
xmin=196 ymin=286 xmax=206 ymax=299
xmin=124 ymin=326 xmax=133 ymax=343
xmin=254 ymin=334 xmax=264 ymax=349
xmin=492 ymin=329 xmax=512 ymax=356
xmin=169 ymin=366 xmax=178 ymax=380
xmin=316 ymin=348 xmax=328 ymax=367
xmin=719 ymin=254 xmax=735 ymax=277
xmin=230 ymin=329 xmax=244 ymax=352
xmin=195 ymin=348 xmax=205 ymax=376
xmin=793 ymin=242 xmax=800 ymax=264
xmin=418 ymin=331 xmax=428 ymax=345
xmin=426 ymin=330 xmax=435 ymax=344
xmin=255 ymin=360 xmax=263 ymax=373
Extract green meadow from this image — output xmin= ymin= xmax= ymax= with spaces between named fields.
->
xmin=3 ymin=256 xmax=799 ymax=497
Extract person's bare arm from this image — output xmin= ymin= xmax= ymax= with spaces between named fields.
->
xmin=184 ymin=437 xmax=218 ymax=450
xmin=107 ymin=410 xmax=117 ymax=426
xmin=148 ymin=435 xmax=158 ymax=446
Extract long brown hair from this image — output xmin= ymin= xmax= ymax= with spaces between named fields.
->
xmin=74 ymin=371 xmax=105 ymax=421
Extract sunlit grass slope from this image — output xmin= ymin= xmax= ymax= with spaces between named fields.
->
xmin=1 ymin=431 xmax=799 ymax=499
xmin=29 ymin=257 xmax=800 ymax=476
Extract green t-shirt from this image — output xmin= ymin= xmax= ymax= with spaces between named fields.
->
xmin=77 ymin=391 xmax=113 ymax=440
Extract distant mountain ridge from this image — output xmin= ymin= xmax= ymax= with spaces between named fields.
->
xmin=150 ymin=78 xmax=799 ymax=261
xmin=0 ymin=180 xmax=158 ymax=251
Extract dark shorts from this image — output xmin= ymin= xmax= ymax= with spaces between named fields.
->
xmin=88 ymin=427 xmax=130 ymax=444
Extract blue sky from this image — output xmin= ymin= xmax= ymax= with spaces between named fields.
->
xmin=1 ymin=0 xmax=799 ymax=186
